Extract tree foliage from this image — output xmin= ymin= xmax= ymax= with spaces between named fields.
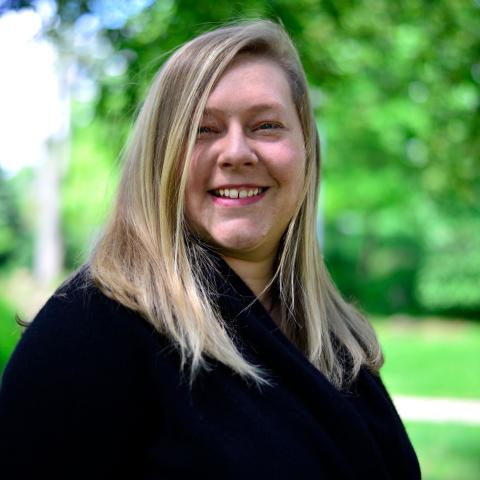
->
xmin=3 ymin=0 xmax=480 ymax=315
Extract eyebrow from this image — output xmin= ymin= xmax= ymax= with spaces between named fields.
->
xmin=203 ymin=102 xmax=285 ymax=116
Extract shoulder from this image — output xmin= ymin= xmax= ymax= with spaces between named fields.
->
xmin=35 ymin=267 xmax=145 ymax=339
xmin=1 ymin=267 xmax=165 ymax=393
xmin=0 ymin=268 xmax=168 ymax=476
xmin=39 ymin=266 xmax=161 ymax=347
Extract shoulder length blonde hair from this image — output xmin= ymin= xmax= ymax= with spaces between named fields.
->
xmin=89 ymin=19 xmax=383 ymax=389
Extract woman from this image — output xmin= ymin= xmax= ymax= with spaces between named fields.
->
xmin=0 ymin=20 xmax=420 ymax=479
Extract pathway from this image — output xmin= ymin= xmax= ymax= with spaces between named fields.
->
xmin=392 ymin=395 xmax=480 ymax=425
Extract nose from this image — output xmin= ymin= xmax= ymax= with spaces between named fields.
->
xmin=217 ymin=125 xmax=258 ymax=168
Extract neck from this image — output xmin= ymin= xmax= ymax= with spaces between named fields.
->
xmin=221 ymin=252 xmax=275 ymax=305
xmin=220 ymin=250 xmax=283 ymax=327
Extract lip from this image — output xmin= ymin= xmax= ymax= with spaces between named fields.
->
xmin=209 ymin=184 xmax=267 ymax=190
xmin=208 ymin=187 xmax=268 ymax=207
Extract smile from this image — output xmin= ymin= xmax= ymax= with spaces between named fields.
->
xmin=210 ymin=187 xmax=267 ymax=199
xmin=208 ymin=186 xmax=269 ymax=206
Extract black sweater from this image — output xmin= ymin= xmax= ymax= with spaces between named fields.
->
xmin=0 ymin=258 xmax=420 ymax=479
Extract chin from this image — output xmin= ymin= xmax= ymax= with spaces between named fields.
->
xmin=211 ymin=230 xmax=269 ymax=256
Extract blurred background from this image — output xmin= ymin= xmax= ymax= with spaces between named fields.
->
xmin=0 ymin=0 xmax=479 ymax=477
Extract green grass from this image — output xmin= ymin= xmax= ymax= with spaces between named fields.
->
xmin=0 ymin=297 xmax=20 ymax=373
xmin=375 ymin=319 xmax=480 ymax=478
xmin=406 ymin=421 xmax=480 ymax=480
xmin=374 ymin=318 xmax=480 ymax=398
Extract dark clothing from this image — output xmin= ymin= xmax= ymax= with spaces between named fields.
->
xmin=0 ymin=257 xmax=420 ymax=479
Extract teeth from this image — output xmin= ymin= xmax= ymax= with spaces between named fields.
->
xmin=213 ymin=187 xmax=264 ymax=198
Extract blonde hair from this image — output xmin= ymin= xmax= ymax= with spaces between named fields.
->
xmin=89 ymin=19 xmax=383 ymax=389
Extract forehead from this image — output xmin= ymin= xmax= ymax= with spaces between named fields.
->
xmin=204 ymin=55 xmax=294 ymax=114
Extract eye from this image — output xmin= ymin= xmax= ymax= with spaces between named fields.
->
xmin=198 ymin=125 xmax=217 ymax=135
xmin=256 ymin=122 xmax=282 ymax=131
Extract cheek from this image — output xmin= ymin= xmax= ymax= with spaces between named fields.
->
xmin=270 ymin=143 xmax=306 ymax=190
xmin=184 ymin=149 xmax=214 ymax=230
xmin=184 ymin=155 xmax=202 ymax=222
xmin=185 ymin=151 xmax=209 ymax=198
xmin=277 ymin=150 xmax=306 ymax=217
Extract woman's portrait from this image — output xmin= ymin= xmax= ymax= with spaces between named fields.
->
xmin=1 ymin=2 xmax=478 ymax=479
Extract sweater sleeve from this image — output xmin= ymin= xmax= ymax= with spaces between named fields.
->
xmin=0 ymin=280 xmax=158 ymax=479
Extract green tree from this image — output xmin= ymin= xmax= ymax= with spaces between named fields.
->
xmin=4 ymin=0 xmax=479 ymax=314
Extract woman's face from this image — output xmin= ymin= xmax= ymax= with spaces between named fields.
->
xmin=185 ymin=55 xmax=306 ymax=262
